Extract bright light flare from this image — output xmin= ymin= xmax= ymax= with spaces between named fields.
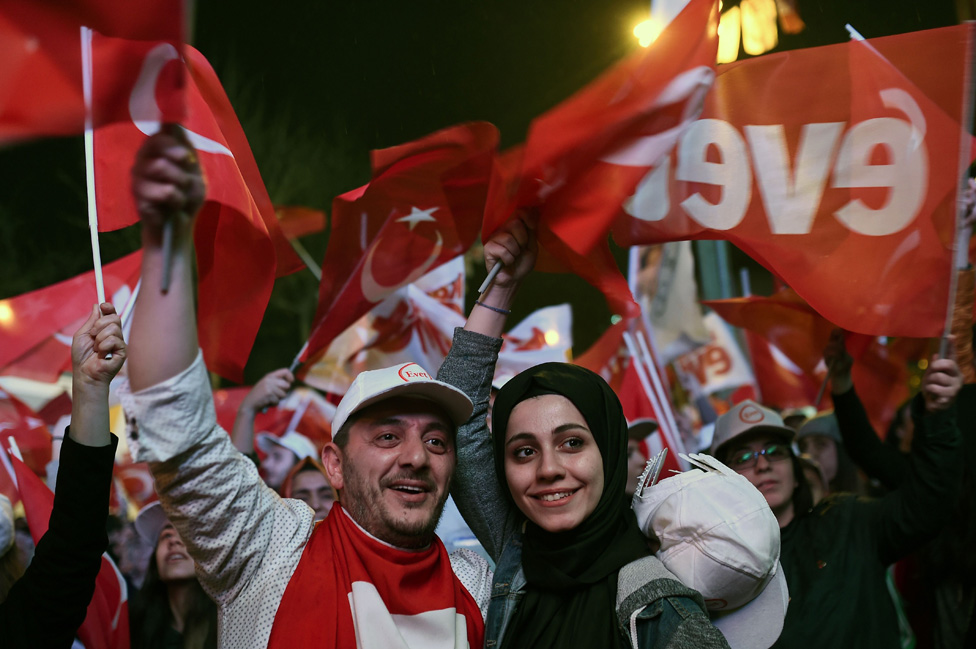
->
xmin=544 ymin=329 xmax=561 ymax=346
xmin=0 ymin=301 xmax=13 ymax=327
xmin=633 ymin=19 xmax=664 ymax=48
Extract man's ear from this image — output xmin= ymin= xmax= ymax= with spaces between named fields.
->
xmin=322 ymin=443 xmax=344 ymax=491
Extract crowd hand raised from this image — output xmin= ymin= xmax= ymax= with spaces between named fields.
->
xmin=243 ymin=368 xmax=295 ymax=412
xmin=131 ymin=125 xmax=205 ymax=246
xmin=824 ymin=328 xmax=854 ymax=394
xmin=482 ymin=210 xmax=539 ymax=294
xmin=72 ymin=303 xmax=127 ymax=388
xmin=922 ymin=337 xmax=962 ymax=412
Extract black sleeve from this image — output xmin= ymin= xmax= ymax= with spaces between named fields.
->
xmin=0 ymin=429 xmax=118 ymax=648
xmin=874 ymin=395 xmax=962 ymax=566
xmin=833 ymin=387 xmax=909 ymax=490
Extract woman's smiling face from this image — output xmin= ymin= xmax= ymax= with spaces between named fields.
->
xmin=503 ymin=394 xmax=604 ymax=533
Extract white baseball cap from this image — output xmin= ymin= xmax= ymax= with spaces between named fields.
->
xmin=710 ymin=400 xmax=795 ymax=458
xmin=134 ymin=501 xmax=169 ymax=544
xmin=256 ymin=430 xmax=318 ymax=461
xmin=332 ymin=362 xmax=473 ymax=434
xmin=633 ymin=453 xmax=788 ymax=649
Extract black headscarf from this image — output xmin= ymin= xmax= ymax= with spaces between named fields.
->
xmin=491 ymin=363 xmax=652 ymax=649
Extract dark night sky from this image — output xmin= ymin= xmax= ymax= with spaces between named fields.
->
xmin=0 ymin=0 xmax=963 ymax=383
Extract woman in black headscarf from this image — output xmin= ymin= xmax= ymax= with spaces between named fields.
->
xmin=445 ymin=360 xmax=729 ymax=649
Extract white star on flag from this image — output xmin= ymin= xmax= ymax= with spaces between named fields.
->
xmin=397 ymin=207 xmax=439 ymax=230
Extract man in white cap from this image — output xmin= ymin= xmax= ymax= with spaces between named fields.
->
xmin=254 ymin=430 xmax=318 ymax=492
xmin=708 ymin=340 xmax=963 ymax=649
xmin=121 ymin=130 xmax=535 ymax=648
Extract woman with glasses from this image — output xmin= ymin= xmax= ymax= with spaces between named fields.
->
xmin=710 ymin=353 xmax=963 ymax=649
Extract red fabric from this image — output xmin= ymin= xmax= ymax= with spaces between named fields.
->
xmin=0 ymin=251 xmax=141 ymax=378
xmin=267 ymin=504 xmax=484 ymax=649
xmin=614 ymin=24 xmax=976 ymax=338
xmin=276 ymin=206 xmax=327 ymax=239
xmin=303 ymin=122 xmax=498 ymax=361
xmin=0 ymin=391 xmax=52 ymax=477
xmin=92 ymin=39 xmax=303 ymax=381
xmin=706 ymin=290 xmax=928 ymax=433
xmin=1 ymin=253 xmax=140 ymax=383
xmin=483 ymin=0 xmax=719 ymax=318
xmin=0 ymin=1 xmax=183 ymax=143
xmin=616 ymin=362 xmax=683 ymax=476
xmin=11 ymin=453 xmax=129 ymax=649
xmin=744 ymin=331 xmax=824 ymax=411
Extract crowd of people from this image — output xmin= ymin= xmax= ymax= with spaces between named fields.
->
xmin=0 ymin=122 xmax=973 ymax=649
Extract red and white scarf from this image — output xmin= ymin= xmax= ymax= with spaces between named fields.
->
xmin=268 ymin=504 xmax=484 ymax=648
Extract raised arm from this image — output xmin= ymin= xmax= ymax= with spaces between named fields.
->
xmin=120 ymin=131 xmax=313 ymax=612
xmin=126 ymin=128 xmax=202 ymax=391
xmin=231 ymin=368 xmax=295 ymax=455
xmin=825 ymin=329 xmax=909 ymax=490
xmin=439 ymin=215 xmax=537 ymax=560
xmin=0 ymin=304 xmax=123 ymax=646
xmin=874 ymin=346 xmax=963 ymax=565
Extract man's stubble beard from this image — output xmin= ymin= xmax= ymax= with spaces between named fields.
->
xmin=341 ymin=459 xmax=452 ymax=549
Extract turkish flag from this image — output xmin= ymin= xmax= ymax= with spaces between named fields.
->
xmin=0 ymin=251 xmax=141 ymax=379
xmin=303 ymin=122 xmax=498 ymax=361
xmin=302 ymin=258 xmax=467 ymax=397
xmin=0 ymin=0 xmax=183 ymax=143
xmin=92 ymin=37 xmax=303 ymax=380
xmin=614 ymin=24 xmax=976 ymax=338
xmin=0 ymin=390 xmax=53 ymax=478
xmin=484 ymin=0 xmax=719 ymax=318
xmin=11 ymin=452 xmax=130 ymax=649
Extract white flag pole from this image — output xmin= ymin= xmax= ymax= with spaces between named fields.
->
xmin=635 ymin=329 xmax=688 ymax=465
xmin=289 ymin=340 xmax=309 ymax=374
xmin=941 ymin=23 xmax=975 ymax=358
xmin=624 ymin=332 xmax=689 ymax=471
xmin=81 ymin=26 xmax=106 ymax=306
xmin=0 ymin=445 xmax=18 ymax=492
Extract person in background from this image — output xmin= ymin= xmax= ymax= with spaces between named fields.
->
xmin=0 ymin=304 xmax=124 ymax=646
xmin=797 ymin=411 xmax=862 ymax=494
xmin=625 ymin=418 xmax=657 ymax=498
xmin=710 ymin=337 xmax=962 ymax=649
xmin=130 ymin=503 xmax=217 ymax=649
xmin=231 ymin=367 xmax=319 ymax=493
xmin=254 ymin=430 xmax=317 ymax=493
xmin=796 ymin=454 xmax=828 ymax=506
xmin=280 ymin=457 xmax=335 ymax=522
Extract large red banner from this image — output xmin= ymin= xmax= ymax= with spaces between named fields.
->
xmin=614 ymin=24 xmax=976 ymax=337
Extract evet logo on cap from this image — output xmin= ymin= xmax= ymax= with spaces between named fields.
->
xmin=398 ymin=363 xmax=432 ymax=382
xmin=739 ymin=405 xmax=765 ymax=424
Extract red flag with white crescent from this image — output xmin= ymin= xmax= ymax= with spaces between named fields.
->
xmin=483 ymin=0 xmax=719 ymax=318
xmin=92 ymin=36 xmax=303 ymax=381
xmin=303 ymin=122 xmax=498 ymax=362
xmin=0 ymin=0 xmax=184 ymax=143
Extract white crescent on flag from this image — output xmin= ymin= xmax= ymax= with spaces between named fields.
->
xmin=360 ymin=208 xmax=444 ymax=303
xmin=129 ymin=42 xmax=234 ymax=157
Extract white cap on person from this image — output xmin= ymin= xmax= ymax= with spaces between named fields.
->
xmin=633 ymin=454 xmax=788 ymax=649
xmin=256 ymin=430 xmax=318 ymax=461
xmin=332 ymin=362 xmax=473 ymax=434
